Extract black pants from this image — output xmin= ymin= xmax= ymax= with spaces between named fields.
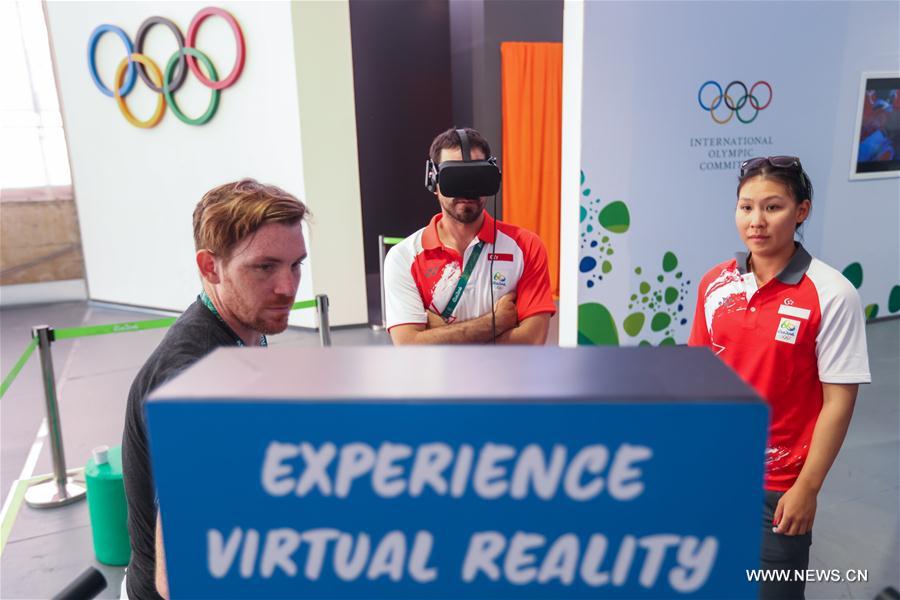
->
xmin=759 ymin=490 xmax=813 ymax=599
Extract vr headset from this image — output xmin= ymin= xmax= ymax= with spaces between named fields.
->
xmin=424 ymin=129 xmax=501 ymax=199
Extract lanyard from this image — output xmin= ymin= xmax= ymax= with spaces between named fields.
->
xmin=440 ymin=241 xmax=485 ymax=321
xmin=199 ymin=291 xmax=268 ymax=347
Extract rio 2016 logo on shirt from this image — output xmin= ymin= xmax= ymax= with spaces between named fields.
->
xmin=697 ymin=81 xmax=772 ymax=125
xmin=775 ymin=317 xmax=801 ymax=344
xmin=492 ymin=272 xmax=508 ymax=288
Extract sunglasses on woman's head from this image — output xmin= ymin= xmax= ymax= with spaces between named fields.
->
xmin=740 ymin=156 xmax=802 ymax=177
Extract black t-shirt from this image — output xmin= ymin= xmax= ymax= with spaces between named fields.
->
xmin=122 ymin=298 xmax=241 ymax=600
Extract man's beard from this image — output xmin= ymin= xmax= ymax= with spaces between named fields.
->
xmin=233 ymin=297 xmax=293 ymax=336
xmin=251 ymin=314 xmax=290 ymax=335
xmin=447 ymin=199 xmax=484 ymax=224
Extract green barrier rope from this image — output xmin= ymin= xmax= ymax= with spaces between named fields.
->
xmin=291 ymin=299 xmax=318 ymax=310
xmin=54 ymin=299 xmax=318 ymax=340
xmin=0 ymin=298 xmax=319 ymax=399
xmin=0 ymin=338 xmax=38 ymax=400
xmin=54 ymin=317 xmax=177 ymax=340
xmin=383 ymin=237 xmax=404 ymax=246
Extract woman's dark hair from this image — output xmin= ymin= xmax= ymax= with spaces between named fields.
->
xmin=737 ymin=158 xmax=813 ymax=231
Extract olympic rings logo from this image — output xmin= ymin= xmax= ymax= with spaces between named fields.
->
xmin=87 ymin=7 xmax=245 ymax=129
xmin=697 ymin=80 xmax=773 ymax=125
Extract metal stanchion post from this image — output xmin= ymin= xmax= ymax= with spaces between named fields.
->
xmin=25 ymin=326 xmax=86 ymax=508
xmin=372 ymin=235 xmax=387 ymax=331
xmin=316 ymin=294 xmax=332 ymax=347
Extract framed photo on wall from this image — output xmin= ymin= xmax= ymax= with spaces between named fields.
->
xmin=850 ymin=72 xmax=900 ymax=180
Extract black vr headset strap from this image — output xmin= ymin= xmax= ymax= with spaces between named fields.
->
xmin=456 ymin=128 xmax=471 ymax=162
xmin=425 ymin=159 xmax=438 ymax=192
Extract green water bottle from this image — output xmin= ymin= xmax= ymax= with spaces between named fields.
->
xmin=85 ymin=445 xmax=131 ymax=566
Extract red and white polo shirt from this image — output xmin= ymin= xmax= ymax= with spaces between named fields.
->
xmin=689 ymin=244 xmax=870 ymax=491
xmin=384 ymin=212 xmax=556 ymax=330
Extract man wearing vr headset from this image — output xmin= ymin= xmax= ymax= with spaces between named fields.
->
xmin=385 ymin=127 xmax=556 ymax=344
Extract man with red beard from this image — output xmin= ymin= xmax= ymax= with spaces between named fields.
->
xmin=386 ymin=127 xmax=555 ymax=344
xmin=122 ymin=179 xmax=307 ymax=599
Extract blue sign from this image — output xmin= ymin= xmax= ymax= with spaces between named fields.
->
xmin=148 ymin=401 xmax=766 ymax=598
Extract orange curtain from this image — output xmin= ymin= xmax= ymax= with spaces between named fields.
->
xmin=501 ymin=41 xmax=562 ymax=297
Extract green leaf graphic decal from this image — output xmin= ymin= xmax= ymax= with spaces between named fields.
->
xmin=578 ymin=303 xmax=619 ymax=346
xmin=598 ymin=201 xmax=630 ymax=234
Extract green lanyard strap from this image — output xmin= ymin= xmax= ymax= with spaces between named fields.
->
xmin=199 ymin=291 xmax=267 ymax=347
xmin=440 ymin=241 xmax=485 ymax=321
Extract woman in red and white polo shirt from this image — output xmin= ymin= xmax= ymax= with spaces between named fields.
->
xmin=688 ymin=156 xmax=871 ymax=599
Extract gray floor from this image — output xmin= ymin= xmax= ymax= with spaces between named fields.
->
xmin=0 ymin=301 xmax=896 ymax=599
